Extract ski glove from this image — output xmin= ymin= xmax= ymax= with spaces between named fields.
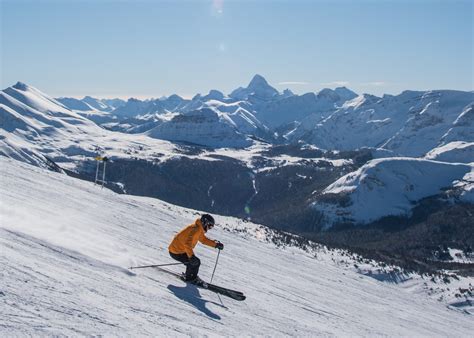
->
xmin=215 ymin=241 xmax=224 ymax=250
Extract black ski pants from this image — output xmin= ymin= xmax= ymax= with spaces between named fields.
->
xmin=169 ymin=252 xmax=200 ymax=280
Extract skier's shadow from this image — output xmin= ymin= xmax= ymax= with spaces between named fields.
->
xmin=167 ymin=284 xmax=222 ymax=320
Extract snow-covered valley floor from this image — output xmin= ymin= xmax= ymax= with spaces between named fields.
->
xmin=1 ymin=158 xmax=472 ymax=336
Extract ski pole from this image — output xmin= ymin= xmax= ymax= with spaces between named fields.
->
xmin=210 ymin=249 xmax=221 ymax=284
xmin=129 ymin=262 xmax=186 ymax=270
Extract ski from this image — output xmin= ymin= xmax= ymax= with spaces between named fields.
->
xmin=155 ymin=267 xmax=246 ymax=301
xmin=205 ymin=283 xmax=246 ymax=301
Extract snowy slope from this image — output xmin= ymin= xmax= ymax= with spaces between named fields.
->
xmin=290 ymin=93 xmax=405 ymax=149
xmin=82 ymin=96 xmax=114 ymax=111
xmin=382 ymin=91 xmax=474 ymax=156
xmin=56 ymin=97 xmax=97 ymax=111
xmin=454 ymin=166 xmax=474 ymax=203
xmin=425 ymin=141 xmax=474 ymax=163
xmin=441 ymin=103 xmax=474 ymax=144
xmin=256 ymin=92 xmax=321 ymax=128
xmin=0 ymin=82 xmax=184 ymax=170
xmin=58 ymin=96 xmax=126 ymax=112
xmin=177 ymin=98 xmax=270 ymax=140
xmin=1 ymin=157 xmax=472 ymax=336
xmin=110 ymin=96 xmax=189 ymax=118
xmin=1 ymin=82 xmax=85 ymax=121
xmin=258 ymin=87 xmax=357 ymax=129
xmin=229 ymin=74 xmax=280 ymax=101
xmin=315 ymin=157 xmax=473 ymax=225
xmin=146 ymin=108 xmax=254 ymax=148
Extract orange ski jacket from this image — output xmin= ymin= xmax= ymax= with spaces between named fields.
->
xmin=169 ymin=219 xmax=217 ymax=258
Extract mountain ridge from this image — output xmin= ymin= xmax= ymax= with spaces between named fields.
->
xmin=1 ymin=79 xmax=472 ymax=234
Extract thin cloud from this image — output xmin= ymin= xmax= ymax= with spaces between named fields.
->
xmin=278 ymin=81 xmax=310 ymax=85
xmin=361 ymin=81 xmax=388 ymax=87
xmin=321 ymin=81 xmax=350 ymax=87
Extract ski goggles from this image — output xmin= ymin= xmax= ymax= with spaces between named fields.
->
xmin=204 ymin=221 xmax=215 ymax=229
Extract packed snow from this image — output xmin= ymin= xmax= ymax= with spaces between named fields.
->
xmin=1 ymin=158 xmax=473 ymax=335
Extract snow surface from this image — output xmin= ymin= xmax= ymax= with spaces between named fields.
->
xmin=146 ymin=108 xmax=254 ymax=148
xmin=425 ymin=141 xmax=474 ymax=163
xmin=448 ymin=248 xmax=474 ymax=264
xmin=1 ymin=157 xmax=473 ymax=335
xmin=292 ymin=90 xmax=474 ymax=157
xmin=229 ymin=74 xmax=279 ymax=101
xmin=0 ymin=82 xmax=193 ymax=169
xmin=454 ymin=166 xmax=474 ymax=203
xmin=317 ymin=157 xmax=473 ymax=225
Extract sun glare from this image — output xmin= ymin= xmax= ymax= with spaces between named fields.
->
xmin=212 ymin=0 xmax=224 ymax=16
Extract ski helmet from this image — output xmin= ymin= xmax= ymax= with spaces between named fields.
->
xmin=201 ymin=214 xmax=215 ymax=229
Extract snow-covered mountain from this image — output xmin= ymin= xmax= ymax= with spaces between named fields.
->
xmin=255 ymin=87 xmax=357 ymax=129
xmin=425 ymin=141 xmax=474 ymax=163
xmin=102 ymin=97 xmax=127 ymax=109
xmin=440 ymin=102 xmax=474 ymax=144
xmin=0 ymin=81 xmax=277 ymax=169
xmin=0 ymin=82 xmax=100 ymax=166
xmin=1 ymin=157 xmax=472 ymax=335
xmin=1 ymin=80 xmax=473 ymax=232
xmin=229 ymin=74 xmax=280 ymax=101
xmin=0 ymin=81 xmax=181 ymax=169
xmin=55 ymin=75 xmax=362 ymax=145
xmin=110 ymin=95 xmax=189 ymax=118
xmin=57 ymin=96 xmax=125 ymax=112
xmin=292 ymin=90 xmax=474 ymax=157
xmin=146 ymin=108 xmax=254 ymax=148
xmin=56 ymin=97 xmax=96 ymax=111
xmin=382 ymin=91 xmax=474 ymax=156
xmin=227 ymin=76 xmax=358 ymax=129
xmin=314 ymin=157 xmax=473 ymax=226
xmin=109 ymin=98 xmax=160 ymax=117
xmin=82 ymin=96 xmax=114 ymax=111
xmin=56 ymin=96 xmax=126 ymax=125
xmin=54 ymin=77 xmax=473 ymax=160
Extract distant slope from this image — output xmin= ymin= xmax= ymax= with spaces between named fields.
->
xmin=1 ymin=157 xmax=472 ymax=336
xmin=146 ymin=108 xmax=255 ymax=148
xmin=56 ymin=97 xmax=96 ymax=111
xmin=292 ymin=90 xmax=474 ymax=157
xmin=425 ymin=141 xmax=474 ymax=163
xmin=315 ymin=157 xmax=473 ymax=226
xmin=51 ymin=78 xmax=474 ymax=159
xmin=55 ymin=75 xmax=362 ymax=144
xmin=58 ymin=96 xmax=125 ymax=112
xmin=0 ymin=82 xmax=180 ymax=169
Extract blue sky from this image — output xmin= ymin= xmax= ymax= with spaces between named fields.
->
xmin=1 ymin=0 xmax=472 ymax=98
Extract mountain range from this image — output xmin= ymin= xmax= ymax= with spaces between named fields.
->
xmin=52 ymin=75 xmax=473 ymax=160
xmin=1 ymin=76 xmax=473 ymax=272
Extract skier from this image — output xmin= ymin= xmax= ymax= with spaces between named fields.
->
xmin=168 ymin=214 xmax=224 ymax=283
